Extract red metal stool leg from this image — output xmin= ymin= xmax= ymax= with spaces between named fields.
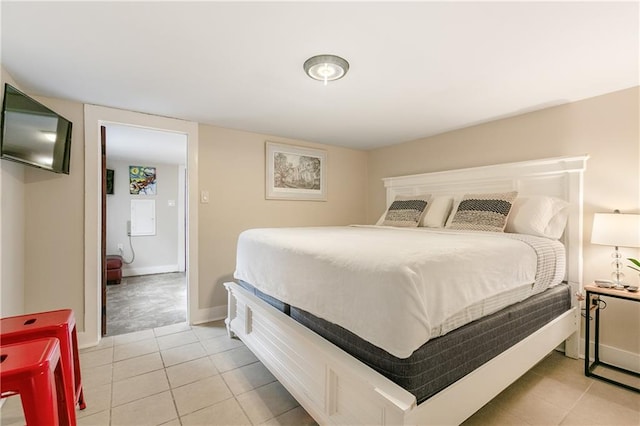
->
xmin=19 ymin=363 xmax=60 ymax=426
xmin=0 ymin=338 xmax=73 ymax=426
xmin=70 ymin=324 xmax=86 ymax=410
xmin=1 ymin=309 xmax=85 ymax=422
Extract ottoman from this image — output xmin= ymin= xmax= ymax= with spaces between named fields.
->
xmin=106 ymin=255 xmax=123 ymax=285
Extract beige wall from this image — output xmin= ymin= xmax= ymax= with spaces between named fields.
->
xmin=197 ymin=125 xmax=368 ymax=310
xmin=22 ymin=96 xmax=86 ymax=319
xmin=1 ymin=68 xmax=26 ymax=317
xmin=368 ymin=87 xmax=640 ymax=354
xmin=0 ymin=161 xmax=25 ymax=317
xmin=0 ymin=68 xmax=86 ymax=320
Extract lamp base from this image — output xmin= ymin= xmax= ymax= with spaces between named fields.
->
xmin=610 ymin=247 xmax=626 ymax=289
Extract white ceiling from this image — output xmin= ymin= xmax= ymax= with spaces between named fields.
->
xmin=2 ymin=2 xmax=638 ymax=152
xmin=104 ymin=123 xmax=187 ymax=165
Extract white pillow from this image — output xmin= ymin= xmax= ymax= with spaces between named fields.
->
xmin=420 ymin=195 xmax=453 ymax=227
xmin=505 ymin=196 xmax=570 ymax=239
xmin=444 ymin=197 xmax=462 ymax=228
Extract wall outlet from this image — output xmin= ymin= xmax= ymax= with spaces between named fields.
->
xmin=117 ymin=243 xmax=124 ymax=253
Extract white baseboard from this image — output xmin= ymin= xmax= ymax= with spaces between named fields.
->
xmin=190 ymin=305 xmax=227 ymax=325
xmin=78 ymin=331 xmax=99 ymax=349
xmin=581 ymin=338 xmax=640 ymax=372
xmin=122 ymin=264 xmax=180 ymax=277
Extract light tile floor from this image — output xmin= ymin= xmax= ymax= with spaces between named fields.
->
xmin=1 ymin=320 xmax=638 ymax=425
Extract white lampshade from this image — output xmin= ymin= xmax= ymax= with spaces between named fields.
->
xmin=591 ymin=213 xmax=640 ymax=248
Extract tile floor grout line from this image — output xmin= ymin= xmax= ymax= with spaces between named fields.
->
xmin=218 ymin=363 xmax=259 ymax=425
xmin=558 ymin=380 xmax=596 ymax=425
xmin=163 ymin=353 xmax=184 ymax=426
xmin=153 ymin=344 xmax=184 ymax=426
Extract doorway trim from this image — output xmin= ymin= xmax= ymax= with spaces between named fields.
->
xmin=82 ymin=104 xmax=199 ymax=347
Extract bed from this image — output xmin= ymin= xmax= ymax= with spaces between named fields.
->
xmin=225 ymin=155 xmax=588 ymax=425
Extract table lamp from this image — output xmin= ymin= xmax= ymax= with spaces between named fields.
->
xmin=591 ymin=210 xmax=640 ymax=289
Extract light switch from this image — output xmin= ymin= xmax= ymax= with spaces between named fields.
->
xmin=168 ymin=199 xmax=176 ymax=207
xmin=200 ymin=190 xmax=210 ymax=204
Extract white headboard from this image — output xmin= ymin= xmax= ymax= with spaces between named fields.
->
xmin=382 ymin=155 xmax=589 ymax=291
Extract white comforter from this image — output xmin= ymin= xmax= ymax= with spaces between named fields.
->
xmin=234 ymin=226 xmax=565 ymax=359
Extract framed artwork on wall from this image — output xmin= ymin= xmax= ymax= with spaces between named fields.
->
xmin=265 ymin=142 xmax=327 ymax=201
xmin=129 ymin=166 xmax=157 ymax=195
xmin=106 ymin=169 xmax=114 ymax=194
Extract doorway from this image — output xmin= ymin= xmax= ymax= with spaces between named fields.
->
xmin=103 ymin=123 xmax=188 ymax=336
xmin=83 ymin=104 xmax=199 ymax=347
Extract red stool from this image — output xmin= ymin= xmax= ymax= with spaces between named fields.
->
xmin=1 ymin=309 xmax=85 ymax=422
xmin=1 ymin=338 xmax=73 ymax=426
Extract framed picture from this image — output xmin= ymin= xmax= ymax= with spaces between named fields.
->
xmin=106 ymin=169 xmax=114 ymax=194
xmin=129 ymin=166 xmax=157 ymax=195
xmin=266 ymin=142 xmax=327 ymax=201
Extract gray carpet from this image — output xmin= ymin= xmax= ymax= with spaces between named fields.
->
xmin=106 ymin=272 xmax=186 ymax=336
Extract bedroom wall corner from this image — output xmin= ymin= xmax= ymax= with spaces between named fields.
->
xmin=197 ymin=124 xmax=368 ymax=317
xmin=367 ymin=87 xmax=640 ymax=360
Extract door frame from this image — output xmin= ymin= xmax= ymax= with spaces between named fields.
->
xmin=82 ymin=105 xmax=199 ymax=346
xmin=101 ymin=126 xmax=107 ymax=335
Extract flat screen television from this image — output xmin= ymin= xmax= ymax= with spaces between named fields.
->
xmin=0 ymin=83 xmax=72 ymax=174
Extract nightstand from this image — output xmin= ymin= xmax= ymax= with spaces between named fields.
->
xmin=584 ymin=284 xmax=640 ymax=393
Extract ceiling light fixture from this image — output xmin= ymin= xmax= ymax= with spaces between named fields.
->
xmin=303 ymin=54 xmax=349 ymax=86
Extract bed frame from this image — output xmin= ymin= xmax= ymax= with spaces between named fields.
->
xmin=225 ymin=155 xmax=589 ymax=425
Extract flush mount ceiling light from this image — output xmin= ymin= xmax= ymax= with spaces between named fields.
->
xmin=303 ymin=54 xmax=349 ymax=85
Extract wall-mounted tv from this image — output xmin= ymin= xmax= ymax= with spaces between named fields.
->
xmin=0 ymin=83 xmax=72 ymax=174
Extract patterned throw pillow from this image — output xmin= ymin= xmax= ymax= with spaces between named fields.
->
xmin=382 ymin=194 xmax=431 ymax=227
xmin=448 ymin=191 xmax=518 ymax=232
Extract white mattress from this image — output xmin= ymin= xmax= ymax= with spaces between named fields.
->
xmin=234 ymin=226 xmax=565 ymax=359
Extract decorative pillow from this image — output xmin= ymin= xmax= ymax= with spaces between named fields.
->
xmin=382 ymin=194 xmax=431 ymax=227
xmin=505 ymin=196 xmax=570 ymax=239
xmin=444 ymin=197 xmax=462 ymax=228
xmin=447 ymin=191 xmax=518 ymax=232
xmin=420 ymin=195 xmax=453 ymax=228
